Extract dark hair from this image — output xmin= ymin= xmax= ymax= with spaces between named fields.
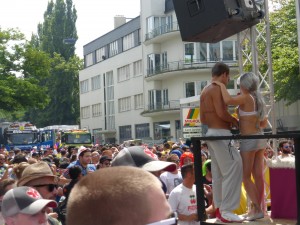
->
xmin=279 ymin=140 xmax=289 ymax=148
xmin=181 ymin=163 xmax=194 ymax=179
xmin=211 ymin=62 xmax=229 ymax=77
xmin=0 ymin=179 xmax=15 ymax=197
xmin=69 ymin=166 xmax=82 ymax=180
xmin=11 ymin=153 xmax=28 ymax=164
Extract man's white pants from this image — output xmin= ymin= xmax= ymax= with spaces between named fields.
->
xmin=206 ymin=128 xmax=243 ymax=212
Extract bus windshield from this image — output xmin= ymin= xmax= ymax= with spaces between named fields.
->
xmin=65 ymin=133 xmax=91 ymax=144
xmin=7 ymin=133 xmax=38 ymax=145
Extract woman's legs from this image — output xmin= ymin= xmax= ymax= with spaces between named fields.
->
xmin=240 ymin=151 xmax=260 ymax=210
xmin=252 ymin=149 xmax=265 ymax=209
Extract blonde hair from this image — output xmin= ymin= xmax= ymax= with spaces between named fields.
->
xmin=240 ymin=72 xmax=266 ymax=120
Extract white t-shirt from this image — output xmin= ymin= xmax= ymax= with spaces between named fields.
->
xmin=168 ymin=184 xmax=200 ymax=225
xmin=160 ymin=171 xmax=182 ymax=194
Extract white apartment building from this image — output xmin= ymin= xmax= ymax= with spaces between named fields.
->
xmin=79 ymin=0 xmax=239 ymax=144
xmin=79 ymin=0 xmax=300 ymax=144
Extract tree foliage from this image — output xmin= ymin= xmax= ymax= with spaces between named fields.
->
xmin=0 ymin=28 xmax=50 ymax=113
xmin=270 ymin=0 xmax=300 ymax=104
xmin=25 ymin=0 xmax=82 ymax=127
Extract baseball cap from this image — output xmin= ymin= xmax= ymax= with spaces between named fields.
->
xmin=111 ymin=146 xmax=176 ymax=172
xmin=1 ymin=186 xmax=57 ymax=218
xmin=99 ymin=155 xmax=112 ymax=164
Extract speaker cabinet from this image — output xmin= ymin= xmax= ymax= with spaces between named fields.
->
xmin=173 ymin=0 xmax=264 ymax=43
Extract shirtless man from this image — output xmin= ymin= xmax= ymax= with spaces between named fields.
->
xmin=200 ymin=62 xmax=243 ymax=223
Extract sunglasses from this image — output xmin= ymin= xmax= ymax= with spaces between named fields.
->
xmin=171 ymin=160 xmax=180 ymax=163
xmin=283 ymin=146 xmax=292 ymax=149
xmin=146 ymin=212 xmax=178 ymax=225
xmin=33 ymin=184 xmax=58 ymax=192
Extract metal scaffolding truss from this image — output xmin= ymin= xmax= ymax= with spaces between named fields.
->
xmin=237 ymin=0 xmax=276 ymax=134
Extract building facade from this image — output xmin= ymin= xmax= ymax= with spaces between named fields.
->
xmin=79 ymin=0 xmax=240 ymax=144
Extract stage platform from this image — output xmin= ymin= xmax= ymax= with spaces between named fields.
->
xmin=204 ymin=213 xmax=296 ymax=225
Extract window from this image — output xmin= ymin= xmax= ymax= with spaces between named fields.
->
xmin=185 ymin=82 xmax=195 ymax=98
xmin=96 ymin=47 xmax=106 ymax=62
xmin=185 ymin=81 xmax=209 ymax=97
xmin=105 ymin=71 xmax=115 ymax=130
xmin=147 ymin=54 xmax=160 ymax=75
xmin=93 ymin=129 xmax=102 ymax=145
xmin=118 ymin=97 xmax=131 ymax=112
xmin=92 ymin=103 xmax=102 ymax=117
xmin=162 ymin=52 xmax=167 ymax=70
xmin=119 ymin=125 xmax=132 ymax=142
xmin=184 ymin=40 xmax=237 ymax=63
xmin=135 ymin=123 xmax=150 ymax=139
xmin=134 ymin=93 xmax=144 ymax=109
xmin=81 ymin=106 xmax=90 ymax=119
xmin=209 ymin=42 xmax=220 ymax=61
xmin=146 ymin=16 xmax=160 ymax=34
xmin=149 ymin=90 xmax=162 ymax=110
xmin=117 ymin=65 xmax=130 ymax=82
xmin=123 ymin=33 xmax=135 ymax=51
xmin=85 ymin=53 xmax=93 ymax=67
xmin=133 ymin=60 xmax=142 ymax=77
xmin=91 ymin=75 xmax=101 ymax=90
xmin=153 ymin=121 xmax=170 ymax=140
xmin=222 ymin=41 xmax=234 ymax=61
xmin=80 ymin=80 xmax=89 ymax=94
xmin=109 ymin=41 xmax=118 ymax=57
xmin=163 ymin=89 xmax=168 ymax=105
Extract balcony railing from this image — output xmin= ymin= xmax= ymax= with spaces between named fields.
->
xmin=141 ymin=100 xmax=180 ymax=115
xmin=145 ymin=22 xmax=179 ymax=41
xmin=146 ymin=59 xmax=238 ymax=77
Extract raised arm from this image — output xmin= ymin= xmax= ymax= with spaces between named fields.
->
xmin=213 ymin=81 xmax=245 ymax=106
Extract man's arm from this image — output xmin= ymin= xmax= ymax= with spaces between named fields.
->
xmin=212 ymin=86 xmax=238 ymax=127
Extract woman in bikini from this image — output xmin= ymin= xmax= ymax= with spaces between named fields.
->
xmin=214 ymin=72 xmax=268 ymax=221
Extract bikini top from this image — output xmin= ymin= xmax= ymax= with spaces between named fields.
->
xmin=239 ymin=94 xmax=257 ymax=116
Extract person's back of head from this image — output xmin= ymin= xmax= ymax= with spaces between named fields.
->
xmin=67 ymin=166 xmax=170 ymax=225
xmin=181 ymin=163 xmax=194 ymax=179
xmin=212 ymin=62 xmax=229 ymax=77
xmin=68 ymin=165 xmax=82 ymax=180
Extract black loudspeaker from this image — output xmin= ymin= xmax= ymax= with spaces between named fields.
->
xmin=173 ymin=0 xmax=264 ymax=43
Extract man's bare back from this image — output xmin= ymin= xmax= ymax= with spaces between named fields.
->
xmin=200 ymin=84 xmax=237 ymax=130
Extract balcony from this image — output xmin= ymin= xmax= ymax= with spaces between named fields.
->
xmin=145 ymin=22 xmax=180 ymax=43
xmin=146 ymin=59 xmax=238 ymax=78
xmin=141 ymin=100 xmax=180 ymax=117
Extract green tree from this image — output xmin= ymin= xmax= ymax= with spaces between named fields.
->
xmin=26 ymin=0 xmax=82 ymax=127
xmin=270 ymin=0 xmax=300 ymax=104
xmin=0 ymin=28 xmax=50 ymax=113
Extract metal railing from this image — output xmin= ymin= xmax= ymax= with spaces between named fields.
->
xmin=145 ymin=22 xmax=180 ymax=41
xmin=142 ymin=100 xmax=180 ymax=113
xmin=191 ymin=133 xmax=300 ymax=223
xmin=146 ymin=59 xmax=238 ymax=77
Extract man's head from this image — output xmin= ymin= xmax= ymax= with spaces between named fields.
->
xmin=0 ymin=154 xmax=6 ymax=165
xmin=99 ymin=155 xmax=112 ymax=168
xmin=212 ymin=62 xmax=230 ymax=85
xmin=279 ymin=140 xmax=292 ymax=155
xmin=91 ymin=151 xmax=100 ymax=163
xmin=78 ymin=147 xmax=92 ymax=166
xmin=166 ymin=154 xmax=180 ymax=170
xmin=67 ymin=167 xmax=171 ymax=225
xmin=17 ymin=162 xmax=62 ymax=200
xmin=1 ymin=186 xmax=57 ymax=225
xmin=181 ymin=163 xmax=195 ymax=184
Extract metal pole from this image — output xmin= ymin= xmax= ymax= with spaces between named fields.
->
xmin=264 ymin=0 xmax=277 ymax=134
xmin=296 ymin=0 xmax=300 ymax=69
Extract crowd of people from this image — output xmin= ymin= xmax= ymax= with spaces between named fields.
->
xmin=0 ymin=62 xmax=296 ymax=225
